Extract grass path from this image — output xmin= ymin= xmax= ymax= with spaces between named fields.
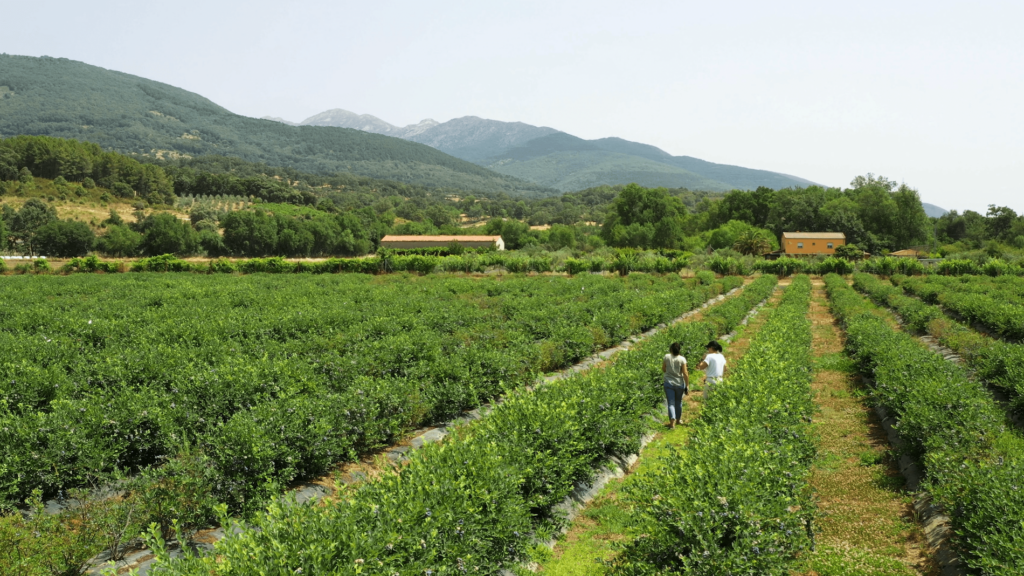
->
xmin=797 ymin=279 xmax=934 ymax=576
xmin=532 ymin=282 xmax=785 ymax=574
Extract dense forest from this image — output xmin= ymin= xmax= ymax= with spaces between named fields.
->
xmin=0 ymin=55 xmax=556 ymax=197
xmin=2 ymin=135 xmax=1022 ymax=262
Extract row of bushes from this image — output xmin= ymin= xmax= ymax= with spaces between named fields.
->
xmin=854 ymin=273 xmax=1024 ymax=410
xmin=1 ymin=274 xmax=735 ymax=513
xmin=140 ymin=279 xmax=778 ymax=573
xmin=897 ymin=274 xmax=1024 ymax=341
xmin=934 ymin=258 xmax=1024 ymax=277
xmin=613 ymin=275 xmax=815 ymax=574
xmin=824 ymin=274 xmax=1024 ymax=575
xmin=707 ymin=255 xmax=858 ymax=277
xmin=5 ymin=252 xmax=693 ymax=276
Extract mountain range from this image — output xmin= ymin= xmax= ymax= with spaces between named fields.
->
xmin=0 ymin=55 xmax=555 ymax=197
xmin=270 ymin=110 xmax=948 ymax=215
xmin=0 ymin=54 xmax=950 ymax=213
xmin=267 ymin=110 xmax=817 ymax=193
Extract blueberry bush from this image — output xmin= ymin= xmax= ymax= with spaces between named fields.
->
xmin=611 ymin=276 xmax=816 ymax=575
xmin=137 ymin=277 xmax=780 ymax=574
xmin=825 ymin=274 xmax=1024 ymax=575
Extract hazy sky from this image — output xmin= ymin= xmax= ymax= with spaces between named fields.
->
xmin=4 ymin=0 xmax=1022 ymax=213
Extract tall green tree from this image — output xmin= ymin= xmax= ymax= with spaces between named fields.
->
xmin=985 ymin=205 xmax=1018 ymax=241
xmin=34 ymin=220 xmax=95 ymax=257
xmin=890 ymin=184 xmax=930 ymax=249
xmin=97 ymin=224 xmax=143 ymax=257
xmin=484 ymin=218 xmax=532 ymax=250
xmin=601 ymin=184 xmax=686 ymax=249
xmin=548 ymin=224 xmax=576 ymax=250
xmin=12 ymin=198 xmax=57 ymax=255
xmin=137 ymin=213 xmax=200 ymax=256
xmin=221 ymin=210 xmax=278 ymax=256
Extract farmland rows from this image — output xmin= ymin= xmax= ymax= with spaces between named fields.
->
xmin=535 ymin=277 xmax=784 ymax=573
xmin=88 ymin=276 xmax=760 ymax=575
xmin=0 ymin=272 xmax=739 ymax=515
xmin=852 ymin=273 xmax=1024 ymax=410
xmin=138 ymin=277 xmax=781 ymax=574
xmin=824 ymin=274 xmax=1024 ymax=575
xmin=607 ymin=276 xmax=816 ymax=574
xmin=802 ymin=279 xmax=928 ymax=575
xmin=896 ymin=273 xmax=1024 ymax=341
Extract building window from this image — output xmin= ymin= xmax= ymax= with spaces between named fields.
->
xmin=827 ymin=243 xmax=834 ymax=249
xmin=797 ymin=242 xmax=804 ymax=249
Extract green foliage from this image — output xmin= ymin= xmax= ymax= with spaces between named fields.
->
xmin=0 ymin=273 xmax=734 ymax=516
xmin=706 ymin=254 xmax=749 ymax=276
xmin=899 ymin=274 xmax=1024 ymax=341
xmin=859 ymin=256 xmax=924 ymax=276
xmin=34 ymin=219 xmax=94 ymax=257
xmin=602 ymin=184 xmax=686 ymax=249
xmin=485 ymin=217 xmax=533 ymax=250
xmin=730 ymin=226 xmax=774 ymax=255
xmin=936 ymin=259 xmax=981 ymax=276
xmin=138 ymin=276 xmax=762 ymax=574
xmin=137 ymin=212 xmax=200 ymax=256
xmin=703 ymin=175 xmax=934 ymax=255
xmin=0 ymin=491 xmax=103 ymax=576
xmin=816 ymin=256 xmax=854 ymax=275
xmin=4 ymin=197 xmax=57 ymax=255
xmin=705 ymin=220 xmax=776 ymax=253
xmin=833 ymin=243 xmax=863 ymax=260
xmin=613 ymin=276 xmax=814 ymax=575
xmin=753 ymin=256 xmax=808 ymax=277
xmin=0 ymin=135 xmax=175 ymax=204
xmin=96 ymin=224 xmax=143 ymax=257
xmin=824 ymin=274 xmax=1024 ymax=575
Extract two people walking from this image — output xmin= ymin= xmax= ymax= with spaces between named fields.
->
xmin=661 ymin=340 xmax=726 ymax=428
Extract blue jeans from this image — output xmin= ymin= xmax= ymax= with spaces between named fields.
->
xmin=664 ymin=383 xmax=687 ymax=421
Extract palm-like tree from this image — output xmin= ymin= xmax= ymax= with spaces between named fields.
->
xmin=733 ymin=230 xmax=772 ymax=256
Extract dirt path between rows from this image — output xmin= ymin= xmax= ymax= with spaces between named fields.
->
xmin=799 ymin=279 xmax=935 ymax=575
xmin=537 ymin=282 xmax=784 ymax=573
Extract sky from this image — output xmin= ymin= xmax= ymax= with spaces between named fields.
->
xmin=3 ymin=0 xmax=1022 ymax=213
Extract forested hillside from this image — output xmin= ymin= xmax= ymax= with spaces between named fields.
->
xmin=0 ymin=55 xmax=556 ymax=197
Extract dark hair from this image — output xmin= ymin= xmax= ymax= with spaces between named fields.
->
xmin=706 ymin=340 xmax=723 ymax=353
xmin=669 ymin=342 xmax=682 ymax=357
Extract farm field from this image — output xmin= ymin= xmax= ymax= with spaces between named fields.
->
xmin=67 ymin=275 xmax=777 ymax=574
xmin=893 ymin=273 xmax=1024 ymax=340
xmin=853 ymin=272 xmax=1024 ymax=405
xmin=0 ymin=270 xmax=755 ymax=573
xmin=6 ymin=270 xmax=1024 ymax=575
xmin=827 ymin=274 xmax=1024 ymax=575
xmin=544 ymin=276 xmax=937 ymax=569
xmin=0 ymin=272 xmax=742 ymax=511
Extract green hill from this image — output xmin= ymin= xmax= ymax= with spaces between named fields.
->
xmin=482 ymin=133 xmax=734 ymax=191
xmin=481 ymin=133 xmax=816 ymax=192
xmin=0 ymin=55 xmax=557 ymax=197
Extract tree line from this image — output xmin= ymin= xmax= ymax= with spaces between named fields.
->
xmin=3 ymin=135 xmax=1022 ymax=261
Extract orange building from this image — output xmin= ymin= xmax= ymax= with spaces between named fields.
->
xmin=781 ymin=232 xmax=845 ymax=255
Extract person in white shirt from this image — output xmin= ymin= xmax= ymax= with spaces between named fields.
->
xmin=661 ymin=341 xmax=690 ymax=429
xmin=697 ymin=340 xmax=726 ymax=399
